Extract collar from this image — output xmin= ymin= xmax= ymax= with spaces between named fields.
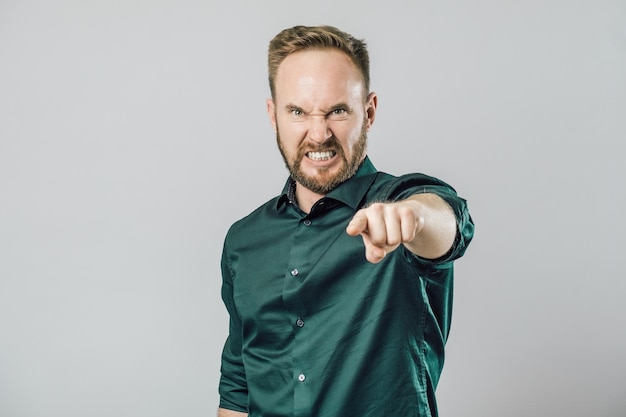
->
xmin=276 ymin=156 xmax=378 ymax=211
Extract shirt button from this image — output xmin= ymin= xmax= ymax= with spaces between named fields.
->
xmin=298 ymin=373 xmax=306 ymax=382
xmin=291 ymin=269 xmax=299 ymax=277
xmin=303 ymin=219 xmax=312 ymax=226
xmin=296 ymin=318 xmax=304 ymax=327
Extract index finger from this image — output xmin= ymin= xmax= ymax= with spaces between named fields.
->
xmin=346 ymin=211 xmax=368 ymax=236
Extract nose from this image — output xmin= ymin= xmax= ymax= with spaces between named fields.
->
xmin=307 ymin=116 xmax=332 ymax=144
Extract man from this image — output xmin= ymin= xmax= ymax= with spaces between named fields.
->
xmin=218 ymin=25 xmax=474 ymax=417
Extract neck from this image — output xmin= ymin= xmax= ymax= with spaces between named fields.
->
xmin=295 ymin=183 xmax=325 ymax=214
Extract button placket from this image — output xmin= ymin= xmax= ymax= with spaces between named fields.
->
xmin=283 ymin=214 xmax=317 ymax=413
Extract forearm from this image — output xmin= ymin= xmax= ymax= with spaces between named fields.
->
xmin=218 ymin=407 xmax=248 ymax=417
xmin=403 ymin=193 xmax=457 ymax=259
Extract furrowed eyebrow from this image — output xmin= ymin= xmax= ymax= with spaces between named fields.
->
xmin=285 ymin=104 xmax=304 ymax=113
xmin=283 ymin=103 xmax=353 ymax=115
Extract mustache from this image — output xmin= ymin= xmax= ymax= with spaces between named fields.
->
xmin=298 ymin=137 xmax=341 ymax=153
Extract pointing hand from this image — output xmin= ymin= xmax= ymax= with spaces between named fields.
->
xmin=346 ymin=200 xmax=424 ymax=264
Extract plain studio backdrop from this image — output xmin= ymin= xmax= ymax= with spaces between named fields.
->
xmin=1 ymin=1 xmax=625 ymax=416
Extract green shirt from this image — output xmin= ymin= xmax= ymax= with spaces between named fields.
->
xmin=219 ymin=157 xmax=474 ymax=417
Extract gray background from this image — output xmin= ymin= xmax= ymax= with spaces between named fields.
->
xmin=1 ymin=0 xmax=625 ymax=416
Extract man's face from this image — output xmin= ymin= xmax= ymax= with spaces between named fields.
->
xmin=267 ymin=48 xmax=377 ymax=195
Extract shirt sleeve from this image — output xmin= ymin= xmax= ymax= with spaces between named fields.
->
xmin=218 ymin=240 xmax=249 ymax=412
xmin=382 ymin=173 xmax=475 ymax=265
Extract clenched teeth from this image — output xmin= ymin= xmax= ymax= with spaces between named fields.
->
xmin=307 ymin=151 xmax=336 ymax=161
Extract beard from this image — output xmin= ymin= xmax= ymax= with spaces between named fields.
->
xmin=276 ymin=118 xmax=368 ymax=195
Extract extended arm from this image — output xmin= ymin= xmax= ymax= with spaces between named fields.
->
xmin=346 ymin=193 xmax=457 ymax=263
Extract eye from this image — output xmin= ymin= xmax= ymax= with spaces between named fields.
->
xmin=290 ymin=108 xmax=303 ymax=116
xmin=328 ymin=107 xmax=349 ymax=120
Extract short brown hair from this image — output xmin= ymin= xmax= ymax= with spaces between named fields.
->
xmin=268 ymin=25 xmax=370 ymax=99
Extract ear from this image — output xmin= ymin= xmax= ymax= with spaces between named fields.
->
xmin=365 ymin=92 xmax=378 ymax=130
xmin=266 ymin=98 xmax=277 ymax=132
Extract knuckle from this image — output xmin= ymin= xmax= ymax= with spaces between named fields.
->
xmin=397 ymin=205 xmax=413 ymax=216
xmin=367 ymin=202 xmax=385 ymax=214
